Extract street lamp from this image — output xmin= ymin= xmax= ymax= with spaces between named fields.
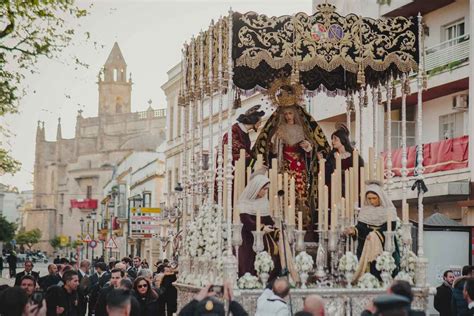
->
xmin=79 ymin=218 xmax=84 ymax=261
xmin=86 ymin=214 xmax=91 ymax=259
xmin=91 ymin=210 xmax=97 ymax=265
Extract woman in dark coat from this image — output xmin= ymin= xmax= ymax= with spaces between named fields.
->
xmin=133 ymin=276 xmax=163 ymax=316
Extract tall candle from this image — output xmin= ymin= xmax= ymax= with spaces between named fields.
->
xmin=332 ymin=203 xmax=338 ymax=231
xmin=256 ymin=154 xmax=263 ymax=170
xmin=368 ymin=147 xmax=375 ymax=180
xmin=246 ymin=166 xmax=251 ymax=183
xmin=274 ymin=195 xmax=280 ymax=217
xmin=233 ymin=205 xmax=240 ymax=224
xmin=278 ymin=174 xmax=283 ymax=191
xmin=324 ymin=185 xmax=329 ymax=231
xmin=319 ymin=158 xmax=326 ymax=188
xmin=387 ymin=210 xmax=392 ymax=233
xmin=377 ymin=157 xmax=384 ymax=182
xmin=256 ymin=209 xmax=261 ymax=231
xmin=331 ymin=173 xmax=336 ymax=211
xmin=341 ymin=197 xmax=346 ymax=220
xmin=352 ymin=150 xmax=359 ymax=208
xmin=336 ymin=152 xmax=342 ymax=202
xmin=318 ymin=174 xmax=323 ymax=230
xmin=360 ymin=166 xmax=366 ymax=202
xmin=298 ymin=211 xmax=303 ymax=231
xmin=344 ymin=169 xmax=350 ymax=217
xmin=284 ymin=173 xmax=289 ymax=221
xmin=349 ymin=168 xmax=354 ymax=225
xmin=290 ymin=177 xmax=296 ymax=225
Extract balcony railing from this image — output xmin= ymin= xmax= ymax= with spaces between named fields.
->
xmin=382 ymin=135 xmax=468 ymax=177
xmin=425 ymin=34 xmax=470 ymax=73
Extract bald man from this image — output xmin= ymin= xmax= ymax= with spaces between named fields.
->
xmin=256 ymin=278 xmax=290 ymax=316
xmin=303 ymin=295 xmax=325 ymax=316
xmin=38 ymin=263 xmax=61 ymax=291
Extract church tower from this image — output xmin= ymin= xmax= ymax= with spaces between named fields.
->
xmin=98 ymin=42 xmax=132 ymax=116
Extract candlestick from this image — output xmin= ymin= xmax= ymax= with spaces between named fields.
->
xmin=273 ymin=195 xmax=279 ymax=217
xmin=278 ymin=174 xmax=283 ymax=191
xmin=352 ymin=150 xmax=359 ymax=208
xmin=318 ymin=173 xmax=323 ymax=231
xmin=256 ymin=154 xmax=263 ymax=170
xmin=284 ymin=173 xmax=289 ymax=221
xmin=349 ymin=168 xmax=354 ymax=224
xmin=319 ymin=158 xmax=326 ymax=188
xmin=331 ymin=173 xmax=336 ymax=211
xmin=298 ymin=211 xmax=303 ymax=231
xmin=340 ymin=198 xmax=345 ymax=222
xmin=377 ymin=157 xmax=384 ymax=183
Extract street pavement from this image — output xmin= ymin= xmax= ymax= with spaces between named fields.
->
xmin=0 ymin=262 xmax=50 ymax=286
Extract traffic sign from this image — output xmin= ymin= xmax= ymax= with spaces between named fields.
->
xmin=89 ymin=240 xmax=98 ymax=249
xmin=105 ymin=237 xmax=118 ymax=249
xmin=83 ymin=234 xmax=92 ymax=243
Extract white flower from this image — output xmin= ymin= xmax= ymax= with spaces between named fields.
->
xmin=295 ymin=251 xmax=314 ymax=273
xmin=376 ymin=251 xmax=396 ymax=274
xmin=238 ymin=273 xmax=261 ymax=289
xmin=394 ymin=271 xmax=414 ymax=285
xmin=254 ymin=251 xmax=274 ymax=274
xmin=339 ymin=252 xmax=358 ymax=273
xmin=400 ymin=250 xmax=417 ymax=275
xmin=358 ymin=273 xmax=381 ymax=289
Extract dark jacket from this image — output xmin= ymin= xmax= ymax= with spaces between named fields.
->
xmin=14 ymin=270 xmax=40 ymax=286
xmin=461 ymin=307 xmax=474 ymax=316
xmin=162 ymin=274 xmax=178 ymax=315
xmin=45 ymin=285 xmax=79 ymax=316
xmin=77 ymin=271 xmax=90 ymax=316
xmin=434 ymin=282 xmax=453 ymax=316
xmin=88 ymin=272 xmax=109 ymax=315
xmin=453 ymin=277 xmax=469 ymax=316
xmin=134 ymin=292 xmax=163 ymax=316
xmin=39 ymin=274 xmax=62 ymax=291
xmin=178 ymin=299 xmax=248 ymax=316
xmin=95 ymin=285 xmax=113 ymax=316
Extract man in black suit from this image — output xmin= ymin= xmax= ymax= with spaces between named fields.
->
xmin=14 ymin=260 xmax=39 ymax=286
xmin=88 ymin=262 xmax=109 ymax=316
xmin=39 ymin=264 xmax=61 ymax=291
xmin=95 ymin=268 xmax=124 ymax=316
xmin=77 ymin=260 xmax=91 ymax=316
xmin=464 ymin=278 xmax=474 ymax=315
xmin=434 ymin=269 xmax=454 ymax=316
xmin=121 ymin=257 xmax=136 ymax=280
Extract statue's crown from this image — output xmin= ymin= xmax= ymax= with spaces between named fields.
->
xmin=266 ymin=77 xmax=304 ymax=107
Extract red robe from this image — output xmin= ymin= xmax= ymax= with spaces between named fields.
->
xmin=222 ymin=123 xmax=253 ymax=166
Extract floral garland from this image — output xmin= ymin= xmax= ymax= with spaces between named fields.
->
xmin=254 ymin=251 xmax=274 ymax=274
xmin=238 ymin=273 xmax=261 ymax=289
xmin=295 ymin=251 xmax=314 ymax=273
xmin=338 ymin=252 xmax=358 ymax=273
xmin=395 ymin=271 xmax=414 ymax=285
xmin=375 ymin=251 xmax=396 ymax=274
xmin=400 ymin=250 xmax=417 ymax=276
xmin=357 ymin=273 xmax=381 ymax=289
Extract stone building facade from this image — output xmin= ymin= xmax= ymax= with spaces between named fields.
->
xmin=27 ymin=43 xmax=166 ymax=253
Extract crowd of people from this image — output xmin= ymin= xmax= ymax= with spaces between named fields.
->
xmin=0 ymin=256 xmax=177 ymax=316
xmin=434 ymin=265 xmax=474 ymax=316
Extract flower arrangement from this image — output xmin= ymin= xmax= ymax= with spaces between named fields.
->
xmin=254 ymin=251 xmax=274 ymax=274
xmin=395 ymin=271 xmax=414 ymax=285
xmin=295 ymin=251 xmax=314 ymax=273
xmin=400 ymin=250 xmax=417 ymax=275
xmin=376 ymin=251 xmax=397 ymax=273
xmin=338 ymin=252 xmax=358 ymax=273
xmin=237 ymin=273 xmax=261 ymax=289
xmin=357 ymin=273 xmax=381 ymax=289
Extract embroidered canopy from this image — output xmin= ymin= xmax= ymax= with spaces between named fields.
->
xmin=179 ymin=3 xmax=420 ymax=104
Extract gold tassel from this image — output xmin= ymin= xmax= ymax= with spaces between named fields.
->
xmin=291 ymin=62 xmax=300 ymax=86
xmin=357 ymin=64 xmax=365 ymax=87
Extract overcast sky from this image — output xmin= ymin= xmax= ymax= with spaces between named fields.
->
xmin=0 ymin=0 xmax=378 ymax=191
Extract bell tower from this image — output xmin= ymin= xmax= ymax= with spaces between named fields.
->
xmin=98 ymin=42 xmax=132 ymax=116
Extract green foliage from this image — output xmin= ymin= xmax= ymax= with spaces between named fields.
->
xmin=0 ymin=216 xmax=16 ymax=242
xmin=50 ymin=236 xmax=61 ymax=249
xmin=0 ymin=0 xmax=89 ymax=175
xmin=16 ymin=228 xmax=42 ymax=249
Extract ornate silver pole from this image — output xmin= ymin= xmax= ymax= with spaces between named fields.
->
xmin=217 ymin=18 xmax=224 ymax=208
xmin=415 ymin=12 xmax=428 ymax=287
xmin=346 ymin=94 xmax=352 ymax=134
xmin=355 ymin=92 xmax=361 ymax=151
xmin=223 ymin=11 xmax=238 ymax=285
xmin=190 ymin=37 xmax=196 ymax=218
xmin=401 ymin=73 xmax=408 ymax=218
xmin=181 ymin=45 xmax=189 ymax=220
xmin=358 ymin=89 xmax=364 ymax=154
xmin=385 ymin=79 xmax=393 ymax=195
xmin=208 ymin=21 xmax=215 ymax=203
xmin=199 ymin=31 xmax=205 ymax=205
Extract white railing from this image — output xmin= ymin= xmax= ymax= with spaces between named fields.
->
xmin=425 ymin=34 xmax=470 ymax=72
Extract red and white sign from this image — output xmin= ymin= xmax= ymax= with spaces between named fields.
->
xmin=105 ymin=237 xmax=118 ymax=249
xmin=83 ymin=234 xmax=92 ymax=243
xmin=89 ymin=240 xmax=98 ymax=249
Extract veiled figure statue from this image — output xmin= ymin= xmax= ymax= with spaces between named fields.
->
xmin=253 ymin=81 xmax=330 ymax=236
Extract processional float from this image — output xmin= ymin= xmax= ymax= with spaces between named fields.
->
xmin=173 ymin=3 xmax=429 ymax=314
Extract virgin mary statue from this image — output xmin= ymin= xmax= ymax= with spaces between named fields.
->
xmin=253 ymin=81 xmax=330 ymax=233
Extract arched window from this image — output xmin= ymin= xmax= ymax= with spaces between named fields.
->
xmin=113 ymin=68 xmax=118 ymax=81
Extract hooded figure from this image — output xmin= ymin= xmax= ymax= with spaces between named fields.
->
xmin=236 ymin=174 xmax=298 ymax=283
xmin=348 ymin=181 xmax=400 ymax=282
